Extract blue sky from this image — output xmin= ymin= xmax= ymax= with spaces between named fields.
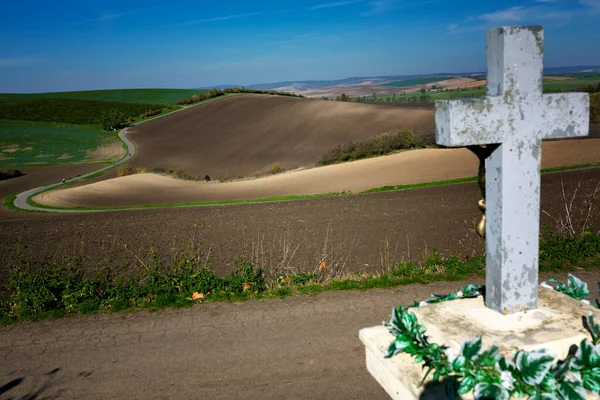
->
xmin=1 ymin=0 xmax=599 ymax=92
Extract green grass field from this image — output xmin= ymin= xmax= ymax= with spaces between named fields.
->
xmin=0 ymin=88 xmax=207 ymax=104
xmin=372 ymin=77 xmax=600 ymax=103
xmin=0 ymin=121 xmax=124 ymax=168
xmin=542 ymin=76 xmax=600 ymax=91
xmin=382 ymin=76 xmax=451 ymax=87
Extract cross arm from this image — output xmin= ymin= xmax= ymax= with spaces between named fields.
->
xmin=540 ymin=93 xmax=590 ymax=139
xmin=435 ymin=97 xmax=507 ymax=147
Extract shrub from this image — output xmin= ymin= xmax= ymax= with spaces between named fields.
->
xmin=270 ymin=163 xmax=282 ymax=175
xmin=590 ymin=93 xmax=599 ymax=124
xmin=140 ymin=109 xmax=161 ymax=119
xmin=117 ymin=165 xmax=135 ymax=177
xmin=3 ymin=261 xmax=266 ymax=319
xmin=318 ymin=129 xmax=436 ymax=166
xmin=0 ymin=168 xmax=23 ymax=181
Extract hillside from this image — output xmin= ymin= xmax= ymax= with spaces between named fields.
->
xmin=127 ymin=94 xmax=435 ymax=178
xmin=35 ymin=139 xmax=600 ymax=208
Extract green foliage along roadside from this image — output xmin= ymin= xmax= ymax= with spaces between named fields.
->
xmin=318 ymin=128 xmax=436 ymax=166
xmin=0 ymin=98 xmax=164 ymax=125
xmin=2 ymin=228 xmax=598 ymax=324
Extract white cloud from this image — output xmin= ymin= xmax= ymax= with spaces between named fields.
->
xmin=477 ymin=6 xmax=526 ymax=23
xmin=168 ymin=12 xmax=263 ymax=27
xmin=361 ymin=0 xmax=398 ymax=16
xmin=449 ymin=4 xmax=578 ymax=34
xmin=310 ymin=1 xmax=363 ymax=10
xmin=580 ymin=0 xmax=600 ymax=13
xmin=71 ymin=9 xmax=140 ymax=24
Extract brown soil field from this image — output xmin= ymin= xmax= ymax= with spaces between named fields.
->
xmin=444 ymin=80 xmax=487 ymax=90
xmin=127 ymin=94 xmax=435 ymax=179
xmin=429 ymin=77 xmax=477 ymax=89
xmin=298 ymin=77 xmax=482 ymax=98
xmin=0 ymin=164 xmax=101 ymax=221
xmin=2 ymin=168 xmax=599 ymax=300
xmin=297 ymin=84 xmax=419 ymax=98
xmin=35 ymin=139 xmax=600 ymax=208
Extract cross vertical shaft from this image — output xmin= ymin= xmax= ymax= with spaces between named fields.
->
xmin=485 ymin=27 xmax=544 ymax=313
xmin=435 ymin=26 xmax=590 ymax=314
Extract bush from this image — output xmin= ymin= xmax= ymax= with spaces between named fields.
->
xmin=590 ymin=93 xmax=599 ymax=124
xmin=0 ymin=168 xmax=23 ymax=181
xmin=4 ymin=261 xmax=266 ymax=319
xmin=117 ymin=165 xmax=135 ymax=177
xmin=174 ymin=87 xmax=305 ymax=105
xmin=318 ymin=129 xmax=436 ymax=166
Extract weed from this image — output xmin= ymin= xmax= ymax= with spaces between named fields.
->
xmin=1 ymin=229 xmax=598 ymax=325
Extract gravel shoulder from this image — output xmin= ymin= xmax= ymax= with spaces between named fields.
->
xmin=1 ymin=270 xmax=597 ymax=400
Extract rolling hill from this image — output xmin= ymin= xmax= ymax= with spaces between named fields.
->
xmin=127 ymin=94 xmax=436 ymax=179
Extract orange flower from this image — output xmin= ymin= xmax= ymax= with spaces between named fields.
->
xmin=319 ymin=261 xmax=327 ymax=271
xmin=192 ymin=292 xmax=204 ymax=301
xmin=285 ymin=277 xmax=291 ymax=283
xmin=243 ymin=283 xmax=251 ymax=291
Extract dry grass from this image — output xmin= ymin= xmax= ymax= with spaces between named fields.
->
xmin=542 ymin=175 xmax=600 ymax=236
xmin=85 ymin=141 xmax=125 ymax=162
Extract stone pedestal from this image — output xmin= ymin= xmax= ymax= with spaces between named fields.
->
xmin=359 ymin=287 xmax=600 ymax=400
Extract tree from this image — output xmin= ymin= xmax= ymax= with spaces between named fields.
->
xmin=100 ymin=111 xmax=126 ymax=131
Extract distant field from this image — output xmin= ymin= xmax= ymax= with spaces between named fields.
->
xmin=0 ymin=121 xmax=124 ymax=168
xmin=364 ymin=87 xmax=486 ymax=103
xmin=382 ymin=77 xmax=451 ymax=87
xmin=549 ymin=72 xmax=600 ymax=80
xmin=543 ymin=76 xmax=600 ymax=91
xmin=371 ymin=76 xmax=600 ymax=103
xmin=0 ymin=89 xmax=207 ymax=104
xmin=0 ymin=98 xmax=165 ymax=125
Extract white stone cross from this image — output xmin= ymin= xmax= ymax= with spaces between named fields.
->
xmin=435 ymin=26 xmax=590 ymax=314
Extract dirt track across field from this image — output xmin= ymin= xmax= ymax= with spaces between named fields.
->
xmin=127 ymin=94 xmax=435 ymax=178
xmin=35 ymin=139 xmax=600 ymax=208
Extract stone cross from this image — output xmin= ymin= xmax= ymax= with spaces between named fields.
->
xmin=435 ymin=26 xmax=590 ymax=314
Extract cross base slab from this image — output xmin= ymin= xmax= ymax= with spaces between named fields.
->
xmin=359 ymin=288 xmax=599 ymax=400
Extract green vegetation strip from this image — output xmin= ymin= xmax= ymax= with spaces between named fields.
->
xmin=2 ymin=229 xmax=598 ymax=325
xmin=382 ymin=76 xmax=452 ymax=87
xmin=0 ymin=98 xmax=165 ymax=125
xmin=0 ymin=88 xmax=208 ymax=104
